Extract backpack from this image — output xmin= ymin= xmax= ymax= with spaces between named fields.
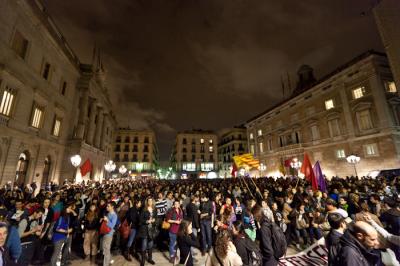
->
xmin=244 ymin=238 xmax=262 ymax=266
xmin=267 ymin=221 xmax=287 ymax=259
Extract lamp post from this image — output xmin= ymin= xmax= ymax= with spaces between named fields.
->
xmin=346 ymin=154 xmax=360 ymax=177
xmin=119 ymin=165 xmax=127 ymax=178
xmin=259 ymin=163 xmax=267 ymax=177
xmin=70 ymin=155 xmax=81 ymax=183
xmin=290 ymin=158 xmax=302 ymax=177
xmin=104 ymin=160 xmax=116 ymax=180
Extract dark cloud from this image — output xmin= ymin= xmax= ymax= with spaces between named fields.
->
xmin=43 ymin=0 xmax=382 ymax=161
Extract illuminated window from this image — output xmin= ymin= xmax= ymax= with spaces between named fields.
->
xmin=183 ymin=163 xmax=196 ymax=171
xmin=336 ymin=149 xmax=346 ymax=159
xmin=201 ymin=163 xmax=214 ymax=171
xmin=11 ymin=30 xmax=28 ymax=59
xmin=31 ymin=104 xmax=44 ymax=128
xmin=0 ymin=87 xmax=15 ymax=117
xmin=200 ymin=138 xmax=204 ymax=144
xmin=352 ymin=86 xmax=366 ymax=99
xmin=259 ymin=142 xmax=264 ymax=153
xmin=364 ymin=143 xmax=378 ymax=156
xmin=385 ymin=81 xmax=397 ymax=93
xmin=325 ymin=99 xmax=334 ymax=110
xmin=250 ymin=144 xmax=255 ymax=154
xmin=209 ymin=139 xmax=213 ymax=144
xmin=267 ymin=139 xmax=272 ymax=151
xmin=249 ymin=133 xmax=254 ymax=140
xmin=257 ymin=129 xmax=262 ymax=136
xmin=52 ymin=117 xmax=61 ymax=137
xmin=209 ymin=146 xmax=213 ymax=152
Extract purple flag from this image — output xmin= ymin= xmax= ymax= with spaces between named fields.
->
xmin=313 ymin=161 xmax=327 ymax=192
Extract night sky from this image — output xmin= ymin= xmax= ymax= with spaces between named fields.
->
xmin=43 ymin=0 xmax=383 ymax=162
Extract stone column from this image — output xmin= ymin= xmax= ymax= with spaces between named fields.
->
xmin=86 ymin=98 xmax=97 ymax=145
xmin=100 ymin=113 xmax=109 ymax=151
xmin=94 ymin=107 xmax=104 ymax=148
xmin=369 ymin=73 xmax=394 ymax=129
xmin=338 ymin=83 xmax=355 ymax=138
xmin=76 ymin=88 xmax=89 ymax=139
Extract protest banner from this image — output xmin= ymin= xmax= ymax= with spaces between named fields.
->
xmin=278 ymin=238 xmax=328 ymax=266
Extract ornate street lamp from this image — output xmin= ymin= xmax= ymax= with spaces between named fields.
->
xmin=290 ymin=158 xmax=302 ymax=176
xmin=70 ymin=155 xmax=81 ymax=183
xmin=104 ymin=160 xmax=116 ymax=180
xmin=119 ymin=165 xmax=127 ymax=177
xmin=346 ymin=154 xmax=360 ymax=177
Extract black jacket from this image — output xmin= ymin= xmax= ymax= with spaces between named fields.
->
xmin=185 ymin=203 xmax=200 ymax=229
xmin=326 ymin=230 xmax=343 ymax=266
xmin=137 ymin=209 xmax=157 ymax=239
xmin=126 ymin=207 xmax=141 ymax=229
xmin=334 ymin=229 xmax=380 ymax=266
xmin=257 ymin=219 xmax=278 ymax=266
xmin=380 ymin=208 xmax=400 ymax=235
xmin=177 ymin=233 xmax=200 ymax=266
xmin=233 ymin=234 xmax=249 ymax=266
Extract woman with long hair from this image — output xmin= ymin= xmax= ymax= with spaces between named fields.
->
xmin=137 ymin=197 xmax=157 ymax=266
xmin=166 ymin=200 xmax=183 ymax=262
xmin=177 ymin=219 xmax=200 ymax=266
xmin=206 ymin=230 xmax=243 ymax=266
xmin=232 ymin=220 xmax=251 ymax=265
xmin=83 ymin=203 xmax=99 ymax=260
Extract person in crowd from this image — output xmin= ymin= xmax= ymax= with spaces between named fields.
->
xmin=234 ymin=197 xmax=245 ymax=222
xmin=137 ymin=197 xmax=157 ymax=266
xmin=232 ymin=220 xmax=252 ymax=266
xmin=326 ymin=213 xmax=347 ymax=266
xmin=17 ymin=207 xmax=44 ymax=266
xmin=200 ymin=193 xmax=213 ymax=255
xmin=50 ymin=204 xmax=73 ymax=266
xmin=102 ymin=202 xmax=118 ymax=266
xmin=177 ymin=220 xmax=200 ymax=266
xmin=166 ymin=200 xmax=183 ymax=262
xmin=334 ymin=221 xmax=380 ymax=266
xmin=83 ymin=203 xmax=99 ymax=260
xmin=125 ymin=198 xmax=141 ymax=261
xmin=253 ymin=204 xmax=278 ymax=266
xmin=0 ymin=221 xmax=15 ymax=266
xmin=0 ymin=207 xmax=20 ymax=264
xmin=206 ymin=229 xmax=243 ymax=266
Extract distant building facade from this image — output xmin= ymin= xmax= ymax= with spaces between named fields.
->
xmin=112 ymin=128 xmax=159 ymax=176
xmin=171 ymin=130 xmax=218 ymax=178
xmin=218 ymin=127 xmax=248 ymax=177
xmin=245 ymin=51 xmax=400 ymax=178
xmin=0 ymin=0 xmax=116 ymax=186
xmin=373 ymin=0 xmax=400 ymax=92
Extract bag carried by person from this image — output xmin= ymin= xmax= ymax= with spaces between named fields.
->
xmin=119 ymin=219 xmax=130 ymax=239
xmin=147 ymin=223 xmax=159 ymax=239
xmin=244 ymin=238 xmax=262 ymax=266
xmin=268 ymin=221 xmax=287 ymax=259
xmin=99 ymin=220 xmax=112 ymax=235
xmin=162 ymin=220 xmax=171 ymax=230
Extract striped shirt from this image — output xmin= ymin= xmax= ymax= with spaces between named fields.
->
xmin=155 ymin=199 xmax=168 ymax=217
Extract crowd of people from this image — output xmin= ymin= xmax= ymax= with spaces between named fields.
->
xmin=0 ymin=174 xmax=399 ymax=266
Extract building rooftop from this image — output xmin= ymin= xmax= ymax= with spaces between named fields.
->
xmin=247 ymin=50 xmax=387 ymax=123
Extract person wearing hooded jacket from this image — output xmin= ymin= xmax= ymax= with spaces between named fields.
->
xmin=333 ymin=221 xmax=380 ymax=266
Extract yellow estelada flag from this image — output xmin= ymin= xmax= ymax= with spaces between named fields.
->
xmin=233 ymin=153 xmax=260 ymax=169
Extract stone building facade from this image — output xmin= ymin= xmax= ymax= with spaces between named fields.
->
xmin=374 ymin=0 xmax=400 ymax=91
xmin=171 ymin=130 xmax=218 ymax=178
xmin=217 ymin=127 xmax=248 ymax=177
xmin=0 ymin=0 xmax=116 ymax=186
xmin=245 ymin=51 xmax=400 ymax=178
xmin=112 ymin=128 xmax=159 ymax=176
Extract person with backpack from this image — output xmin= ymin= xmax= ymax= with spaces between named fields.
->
xmin=253 ymin=204 xmax=287 ymax=266
xmin=233 ymin=220 xmax=262 ymax=266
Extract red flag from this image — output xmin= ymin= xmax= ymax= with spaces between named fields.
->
xmin=300 ymin=153 xmax=318 ymax=191
xmin=231 ymin=163 xmax=237 ymax=177
xmin=284 ymin=158 xmax=293 ymax=167
xmin=80 ymin=159 xmax=92 ymax=177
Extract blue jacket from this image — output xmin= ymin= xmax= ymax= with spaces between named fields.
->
xmin=106 ymin=211 xmax=117 ymax=236
xmin=6 ymin=225 xmax=21 ymax=261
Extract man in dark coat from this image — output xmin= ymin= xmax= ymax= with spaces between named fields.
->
xmin=334 ymin=221 xmax=380 ymax=266
xmin=326 ymin=213 xmax=346 ymax=266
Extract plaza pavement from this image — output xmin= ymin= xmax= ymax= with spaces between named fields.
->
xmin=69 ymin=247 xmax=298 ymax=266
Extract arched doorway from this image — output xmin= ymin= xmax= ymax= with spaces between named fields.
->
xmin=42 ymin=156 xmax=51 ymax=185
xmin=15 ymin=151 xmax=30 ymax=187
